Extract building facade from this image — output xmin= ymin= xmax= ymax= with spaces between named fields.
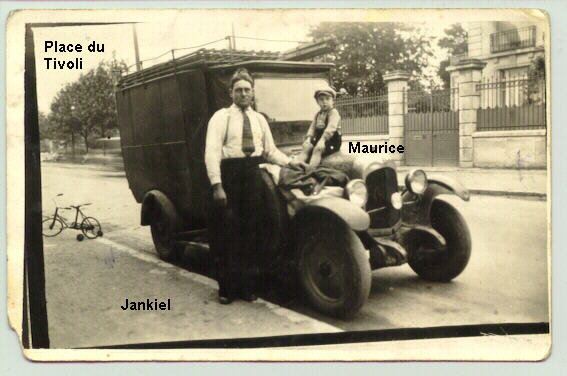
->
xmin=339 ymin=21 xmax=547 ymax=169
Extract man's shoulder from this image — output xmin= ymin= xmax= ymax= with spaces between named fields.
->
xmin=214 ymin=107 xmax=232 ymax=115
xmin=209 ymin=107 xmax=231 ymax=122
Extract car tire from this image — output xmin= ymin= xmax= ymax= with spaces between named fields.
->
xmin=295 ymin=209 xmax=371 ymax=319
xmin=150 ymin=208 xmax=177 ymax=261
xmin=407 ymin=200 xmax=472 ymax=282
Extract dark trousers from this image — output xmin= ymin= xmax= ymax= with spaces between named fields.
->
xmin=209 ymin=157 xmax=265 ymax=297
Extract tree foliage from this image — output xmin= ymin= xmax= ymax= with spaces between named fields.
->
xmin=38 ymin=111 xmax=54 ymax=140
xmin=309 ymin=22 xmax=434 ymax=95
xmin=437 ymin=24 xmax=468 ymax=55
xmin=47 ymin=58 xmax=126 ymax=152
xmin=437 ymin=24 xmax=468 ymax=89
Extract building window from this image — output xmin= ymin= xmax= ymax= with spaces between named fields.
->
xmin=498 ymin=67 xmax=528 ymax=107
xmin=490 ymin=26 xmax=536 ymax=53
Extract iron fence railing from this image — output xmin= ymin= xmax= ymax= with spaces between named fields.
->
xmin=335 ymin=91 xmax=388 ymax=135
xmin=490 ymin=26 xmax=536 ymax=53
xmin=476 ymin=75 xmax=546 ymax=131
xmin=477 ymin=75 xmax=546 ymax=108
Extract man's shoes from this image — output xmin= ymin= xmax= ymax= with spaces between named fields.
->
xmin=218 ymin=294 xmax=233 ymax=305
xmin=218 ymin=287 xmax=234 ymax=305
xmin=239 ymin=290 xmax=257 ymax=302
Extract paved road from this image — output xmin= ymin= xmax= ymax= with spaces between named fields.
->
xmin=40 ymin=162 xmax=549 ymax=347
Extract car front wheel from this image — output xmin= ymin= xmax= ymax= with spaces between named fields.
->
xmin=295 ymin=210 xmax=371 ymax=319
xmin=407 ymin=200 xmax=471 ymax=282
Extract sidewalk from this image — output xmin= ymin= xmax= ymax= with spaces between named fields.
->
xmin=396 ymin=166 xmax=548 ymax=198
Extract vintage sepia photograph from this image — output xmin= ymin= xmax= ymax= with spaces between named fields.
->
xmin=6 ymin=8 xmax=550 ymax=361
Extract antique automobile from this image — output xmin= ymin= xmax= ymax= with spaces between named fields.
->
xmin=115 ymin=49 xmax=472 ymax=319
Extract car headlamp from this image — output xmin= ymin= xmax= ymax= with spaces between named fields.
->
xmin=391 ymin=192 xmax=403 ymax=210
xmin=405 ymin=169 xmax=428 ymax=195
xmin=345 ymin=179 xmax=368 ymax=208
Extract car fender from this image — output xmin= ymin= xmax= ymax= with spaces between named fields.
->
xmin=140 ymin=190 xmax=183 ymax=230
xmin=296 ymin=197 xmax=370 ymax=232
xmin=402 ymin=175 xmax=469 ymax=226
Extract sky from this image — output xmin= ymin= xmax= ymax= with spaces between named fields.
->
xmin=32 ymin=9 xmax=467 ymax=114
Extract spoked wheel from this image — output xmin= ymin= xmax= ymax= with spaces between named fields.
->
xmin=407 ymin=200 xmax=472 ymax=282
xmin=42 ymin=217 xmax=64 ymax=237
xmin=81 ymin=217 xmax=102 ymax=239
xmin=296 ymin=210 xmax=371 ymax=319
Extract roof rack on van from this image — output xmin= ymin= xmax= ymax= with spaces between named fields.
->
xmin=117 ymin=48 xmax=281 ymax=88
xmin=117 ymin=39 xmax=334 ymax=88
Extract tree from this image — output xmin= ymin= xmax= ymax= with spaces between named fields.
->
xmin=436 ymin=24 xmax=468 ymax=89
xmin=47 ymin=58 xmax=127 ymax=153
xmin=309 ymin=23 xmax=434 ymax=95
xmin=525 ymin=55 xmax=546 ymax=104
xmin=38 ymin=111 xmax=54 ymax=140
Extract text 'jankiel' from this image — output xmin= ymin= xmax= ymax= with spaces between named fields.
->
xmin=43 ymin=41 xmax=105 ymax=70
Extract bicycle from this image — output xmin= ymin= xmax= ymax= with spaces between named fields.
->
xmin=42 ymin=194 xmax=103 ymax=240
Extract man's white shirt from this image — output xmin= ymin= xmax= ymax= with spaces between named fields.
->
xmin=205 ymin=104 xmax=291 ymax=185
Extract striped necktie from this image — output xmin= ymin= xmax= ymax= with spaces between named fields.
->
xmin=241 ymin=110 xmax=255 ymax=157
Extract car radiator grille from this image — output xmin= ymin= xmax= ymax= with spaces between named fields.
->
xmin=365 ymin=167 xmax=401 ymax=229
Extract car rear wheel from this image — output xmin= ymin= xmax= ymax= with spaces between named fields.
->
xmin=296 ymin=210 xmax=371 ymax=319
xmin=150 ymin=206 xmax=179 ymax=261
xmin=407 ymin=200 xmax=471 ymax=282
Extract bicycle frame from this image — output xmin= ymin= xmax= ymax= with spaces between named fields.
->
xmin=50 ymin=206 xmax=88 ymax=229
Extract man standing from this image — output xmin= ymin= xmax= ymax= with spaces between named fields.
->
xmin=205 ymin=68 xmax=307 ymax=304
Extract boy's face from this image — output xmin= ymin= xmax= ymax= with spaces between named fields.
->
xmin=316 ymin=94 xmax=334 ymax=111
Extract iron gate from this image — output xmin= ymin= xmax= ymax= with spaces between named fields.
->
xmin=404 ymin=88 xmax=459 ymax=167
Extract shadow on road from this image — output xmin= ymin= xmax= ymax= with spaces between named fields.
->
xmin=170 ymin=245 xmax=304 ymax=310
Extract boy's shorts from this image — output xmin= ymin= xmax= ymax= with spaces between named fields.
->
xmin=308 ymin=131 xmax=342 ymax=157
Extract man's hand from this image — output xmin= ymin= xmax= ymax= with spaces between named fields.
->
xmin=288 ymin=159 xmax=308 ymax=172
xmin=212 ymin=183 xmax=227 ymax=207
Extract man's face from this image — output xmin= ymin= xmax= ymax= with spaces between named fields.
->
xmin=230 ymin=79 xmax=254 ymax=109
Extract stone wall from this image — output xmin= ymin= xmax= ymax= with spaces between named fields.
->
xmin=472 ymin=129 xmax=546 ymax=168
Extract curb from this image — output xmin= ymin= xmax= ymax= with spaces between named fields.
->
xmin=397 ymin=185 xmax=546 ymax=200
xmin=469 ymin=189 xmax=547 ymax=200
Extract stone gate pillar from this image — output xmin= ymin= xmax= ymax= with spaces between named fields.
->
xmin=447 ymin=59 xmax=486 ymax=168
xmin=384 ymin=71 xmax=410 ymax=165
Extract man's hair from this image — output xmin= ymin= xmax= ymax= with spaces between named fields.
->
xmin=229 ymin=68 xmax=254 ymax=89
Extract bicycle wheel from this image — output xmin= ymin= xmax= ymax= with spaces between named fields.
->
xmin=81 ymin=217 xmax=102 ymax=239
xmin=42 ymin=217 xmax=64 ymax=237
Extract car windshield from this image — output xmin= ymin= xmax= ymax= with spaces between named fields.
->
xmin=254 ymin=77 xmax=328 ymax=122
